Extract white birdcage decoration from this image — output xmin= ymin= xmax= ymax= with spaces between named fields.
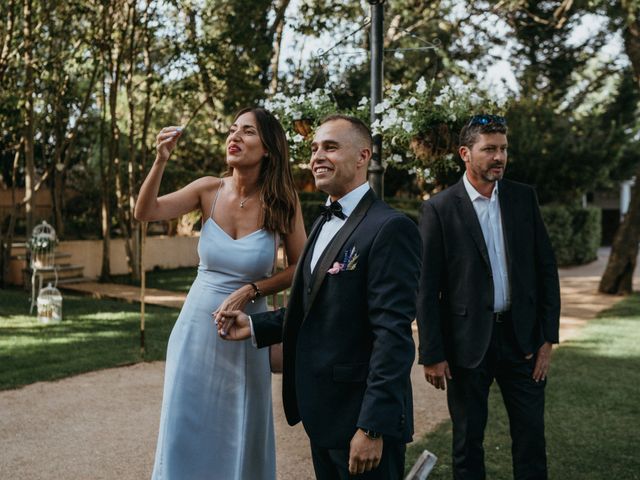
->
xmin=28 ymin=221 xmax=58 ymax=269
xmin=37 ymin=283 xmax=63 ymax=324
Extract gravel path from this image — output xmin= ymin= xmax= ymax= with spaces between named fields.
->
xmin=1 ymin=248 xmax=637 ymax=479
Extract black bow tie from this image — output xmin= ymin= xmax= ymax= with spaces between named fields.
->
xmin=319 ymin=201 xmax=346 ymax=221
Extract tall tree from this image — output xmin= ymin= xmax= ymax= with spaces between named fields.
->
xmin=22 ymin=0 xmax=36 ymax=234
xmin=600 ymin=0 xmax=640 ymax=294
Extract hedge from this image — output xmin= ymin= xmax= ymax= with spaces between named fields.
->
xmin=299 ymin=192 xmax=600 ymax=267
xmin=540 ymin=205 xmax=601 ymax=266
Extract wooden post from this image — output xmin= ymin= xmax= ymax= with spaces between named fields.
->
xmin=140 ymin=221 xmax=147 ymax=355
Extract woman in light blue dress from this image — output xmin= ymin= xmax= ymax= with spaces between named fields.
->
xmin=135 ymin=108 xmax=306 ymax=480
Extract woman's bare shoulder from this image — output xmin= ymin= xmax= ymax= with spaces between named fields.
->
xmin=191 ymin=176 xmax=222 ymax=191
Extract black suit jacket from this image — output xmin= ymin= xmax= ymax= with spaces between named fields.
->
xmin=416 ymin=178 xmax=560 ymax=369
xmin=252 ymin=190 xmax=421 ymax=448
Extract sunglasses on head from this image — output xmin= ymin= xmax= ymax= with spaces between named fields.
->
xmin=467 ymin=114 xmax=507 ymax=127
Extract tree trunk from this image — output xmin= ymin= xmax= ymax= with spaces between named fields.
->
xmin=52 ymin=164 xmax=64 ymax=237
xmin=22 ymin=0 xmax=36 ymax=235
xmin=268 ymin=0 xmax=290 ymax=94
xmin=599 ymin=12 xmax=640 ymax=294
xmin=599 ymin=164 xmax=640 ymax=294
xmin=0 ymin=142 xmax=22 ymax=287
xmin=0 ymin=0 xmax=17 ymax=86
xmin=99 ymin=73 xmax=111 ymax=281
xmin=124 ymin=0 xmax=139 ymax=281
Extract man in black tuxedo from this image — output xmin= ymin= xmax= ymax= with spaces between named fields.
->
xmin=216 ymin=115 xmax=421 ymax=479
xmin=416 ymin=115 xmax=560 ymax=480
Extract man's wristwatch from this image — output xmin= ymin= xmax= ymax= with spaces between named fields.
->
xmin=362 ymin=429 xmax=381 ymax=440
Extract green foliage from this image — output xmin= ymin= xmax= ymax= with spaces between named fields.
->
xmin=1 ymin=0 xmax=638 ymax=246
xmin=506 ymin=70 xmax=640 ymax=204
xmin=541 ymin=205 xmax=601 ymax=266
xmin=570 ymin=207 xmax=602 ymax=264
xmin=0 ymin=288 xmax=176 ymax=390
xmin=406 ymin=294 xmax=640 ymax=479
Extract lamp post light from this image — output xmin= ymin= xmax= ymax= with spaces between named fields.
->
xmin=368 ymin=0 xmax=385 ymax=198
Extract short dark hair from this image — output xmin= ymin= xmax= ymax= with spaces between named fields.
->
xmin=319 ymin=114 xmax=373 ymax=148
xmin=459 ymin=115 xmax=508 ymax=148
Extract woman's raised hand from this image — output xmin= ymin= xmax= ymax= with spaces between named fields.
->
xmin=156 ymin=126 xmax=183 ymax=163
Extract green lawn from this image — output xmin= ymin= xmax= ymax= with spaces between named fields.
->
xmin=0 ymin=287 xmax=177 ymax=390
xmin=111 ymin=267 xmax=197 ymax=292
xmin=406 ymin=294 xmax=640 ymax=479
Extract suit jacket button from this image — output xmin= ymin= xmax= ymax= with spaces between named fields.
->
xmin=307 ymin=288 xmax=311 ymax=294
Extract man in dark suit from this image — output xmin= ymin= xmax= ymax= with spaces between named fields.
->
xmin=216 ymin=115 xmax=421 ymax=479
xmin=416 ymin=115 xmax=560 ymax=480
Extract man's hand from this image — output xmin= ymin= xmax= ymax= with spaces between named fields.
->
xmin=423 ymin=361 xmax=451 ymax=390
xmin=213 ymin=310 xmax=251 ymax=341
xmin=532 ymin=341 xmax=553 ymax=382
xmin=348 ymin=429 xmax=383 ymax=475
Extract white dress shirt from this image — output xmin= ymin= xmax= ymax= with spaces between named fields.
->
xmin=462 ymin=173 xmax=511 ymax=312
xmin=310 ymin=182 xmax=370 ymax=272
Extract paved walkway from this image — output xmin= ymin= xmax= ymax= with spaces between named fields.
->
xmin=1 ymin=248 xmax=638 ymax=479
xmin=61 ymin=282 xmax=187 ymax=309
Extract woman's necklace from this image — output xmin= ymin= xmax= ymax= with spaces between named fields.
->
xmin=239 ymin=195 xmax=252 ymax=208
xmin=233 ymin=180 xmax=255 ymax=208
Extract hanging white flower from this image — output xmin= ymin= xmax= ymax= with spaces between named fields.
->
xmin=469 ymin=93 xmax=482 ymax=107
xmin=391 ymin=154 xmax=403 ymax=163
xmin=416 ymin=77 xmax=428 ymax=94
xmin=374 ymin=99 xmax=391 ymax=114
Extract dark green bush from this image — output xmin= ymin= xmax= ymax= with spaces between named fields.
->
xmin=541 ymin=205 xmax=601 ymax=266
xmin=570 ymin=207 xmax=601 ymax=264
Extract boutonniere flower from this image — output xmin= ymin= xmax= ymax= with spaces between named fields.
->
xmin=327 ymin=246 xmax=359 ymax=275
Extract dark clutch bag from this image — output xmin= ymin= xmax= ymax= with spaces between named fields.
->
xmin=269 ymin=343 xmax=283 ymax=374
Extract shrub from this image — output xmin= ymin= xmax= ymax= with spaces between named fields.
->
xmin=541 ymin=205 xmax=601 ymax=266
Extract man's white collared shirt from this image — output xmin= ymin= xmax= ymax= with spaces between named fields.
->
xmin=462 ymin=173 xmax=511 ymax=312
xmin=310 ymin=182 xmax=370 ymax=272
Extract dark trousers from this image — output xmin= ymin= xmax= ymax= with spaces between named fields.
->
xmin=446 ymin=315 xmax=548 ymax=480
xmin=310 ymin=438 xmax=406 ymax=480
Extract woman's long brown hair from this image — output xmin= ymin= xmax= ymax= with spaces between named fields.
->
xmin=226 ymin=107 xmax=298 ymax=235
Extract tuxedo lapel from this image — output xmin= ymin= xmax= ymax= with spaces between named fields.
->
xmin=287 ymin=215 xmax=325 ymax=319
xmin=453 ymin=180 xmax=491 ymax=270
xmin=305 ymin=189 xmax=376 ymax=314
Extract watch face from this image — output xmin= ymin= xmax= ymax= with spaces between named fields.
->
xmin=364 ymin=430 xmax=381 ymax=439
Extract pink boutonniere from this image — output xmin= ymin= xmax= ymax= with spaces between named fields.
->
xmin=328 ymin=262 xmax=342 ymax=275
xmin=327 ymin=246 xmax=359 ymax=275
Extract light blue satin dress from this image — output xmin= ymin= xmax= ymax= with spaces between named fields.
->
xmin=152 ymin=183 xmax=276 ymax=480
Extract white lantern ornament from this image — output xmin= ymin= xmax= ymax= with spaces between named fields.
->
xmin=37 ymin=283 xmax=63 ymax=324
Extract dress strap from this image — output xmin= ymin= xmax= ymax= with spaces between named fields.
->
xmin=209 ymin=178 xmax=223 ymax=221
